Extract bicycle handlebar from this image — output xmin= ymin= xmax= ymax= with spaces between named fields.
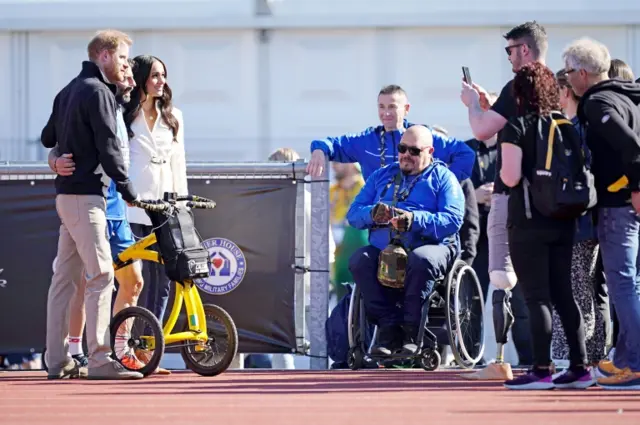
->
xmin=130 ymin=196 xmax=216 ymax=213
xmin=176 ymin=195 xmax=216 ymax=204
xmin=186 ymin=201 xmax=217 ymax=209
xmin=131 ymin=199 xmax=171 ymax=212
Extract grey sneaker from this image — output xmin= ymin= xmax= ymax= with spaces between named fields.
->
xmin=47 ymin=359 xmax=88 ymax=380
xmin=88 ymin=360 xmax=144 ymax=380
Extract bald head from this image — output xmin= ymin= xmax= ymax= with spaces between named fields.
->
xmin=398 ymin=125 xmax=435 ymax=175
xmin=402 ymin=125 xmax=433 ymax=149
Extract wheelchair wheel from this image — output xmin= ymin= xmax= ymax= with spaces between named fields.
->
xmin=418 ymin=349 xmax=441 ymax=371
xmin=445 ymin=260 xmax=485 ymax=369
xmin=347 ymin=284 xmax=362 ymax=351
xmin=180 ymin=303 xmax=238 ymax=377
xmin=347 ymin=347 xmax=365 ymax=370
xmin=110 ymin=306 xmax=164 ymax=377
xmin=347 ymin=285 xmax=364 ymax=371
xmin=346 ymin=283 xmax=378 ymax=369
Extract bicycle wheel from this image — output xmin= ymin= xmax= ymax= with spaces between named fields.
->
xmin=110 ymin=306 xmax=164 ymax=377
xmin=180 ymin=303 xmax=238 ymax=377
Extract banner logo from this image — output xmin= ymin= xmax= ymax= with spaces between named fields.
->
xmin=195 ymin=238 xmax=246 ymax=295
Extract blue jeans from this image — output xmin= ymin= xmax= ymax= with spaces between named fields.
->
xmin=597 ymin=207 xmax=640 ymax=371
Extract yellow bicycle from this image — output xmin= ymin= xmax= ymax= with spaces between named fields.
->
xmin=109 ymin=193 xmax=238 ymax=377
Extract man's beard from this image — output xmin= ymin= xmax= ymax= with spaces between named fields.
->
xmin=400 ymin=163 xmax=413 ymax=175
xmin=115 ymin=91 xmax=131 ymax=105
xmin=105 ymin=60 xmax=122 ymax=83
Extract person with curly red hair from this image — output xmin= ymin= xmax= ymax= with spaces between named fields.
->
xmin=499 ymin=62 xmax=592 ymax=390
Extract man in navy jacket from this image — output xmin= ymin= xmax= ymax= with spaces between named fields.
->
xmin=40 ymin=30 xmax=141 ymax=381
xmin=347 ymin=125 xmax=465 ymax=356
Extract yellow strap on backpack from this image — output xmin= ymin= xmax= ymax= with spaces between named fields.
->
xmin=545 ymin=118 xmax=573 ymax=170
xmin=608 ymin=176 xmax=628 ymax=193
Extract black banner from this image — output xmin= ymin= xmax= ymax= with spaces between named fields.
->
xmin=0 ymin=180 xmax=59 ymax=354
xmin=0 ymin=178 xmax=298 ymax=355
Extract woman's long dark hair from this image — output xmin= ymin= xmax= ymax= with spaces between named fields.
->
xmin=124 ymin=55 xmax=179 ymax=141
xmin=513 ymin=62 xmax=561 ymax=116
xmin=555 ymin=68 xmax=580 ymax=103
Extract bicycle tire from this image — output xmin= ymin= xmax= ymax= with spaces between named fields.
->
xmin=110 ymin=306 xmax=164 ymax=377
xmin=180 ymin=303 xmax=238 ymax=377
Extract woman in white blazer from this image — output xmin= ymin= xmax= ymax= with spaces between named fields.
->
xmin=123 ymin=55 xmax=188 ymax=359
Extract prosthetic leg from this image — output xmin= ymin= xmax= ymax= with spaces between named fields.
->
xmin=461 ymin=272 xmax=516 ymax=380
xmin=492 ymin=289 xmax=514 ymax=365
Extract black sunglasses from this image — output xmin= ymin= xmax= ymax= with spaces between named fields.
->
xmin=398 ymin=144 xmax=424 ymax=156
xmin=505 ymin=43 xmax=526 ymax=55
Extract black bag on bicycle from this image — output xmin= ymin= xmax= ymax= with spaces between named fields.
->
xmin=148 ymin=206 xmax=211 ymax=282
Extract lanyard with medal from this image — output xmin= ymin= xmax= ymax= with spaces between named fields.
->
xmin=379 ymin=128 xmax=387 ymax=167
xmin=377 ymin=171 xmax=422 ymax=289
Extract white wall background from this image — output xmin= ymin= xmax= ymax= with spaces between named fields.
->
xmin=1 ymin=0 xmax=639 ymax=162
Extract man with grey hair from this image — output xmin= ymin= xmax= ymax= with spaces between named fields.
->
xmin=565 ymin=37 xmax=640 ymax=390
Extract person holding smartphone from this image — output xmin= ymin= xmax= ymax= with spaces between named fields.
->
xmin=459 ymin=21 xmax=549 ymax=379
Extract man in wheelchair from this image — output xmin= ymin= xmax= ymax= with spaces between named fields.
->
xmin=346 ymin=125 xmax=465 ymax=356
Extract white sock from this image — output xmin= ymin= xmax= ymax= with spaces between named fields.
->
xmin=69 ymin=336 xmax=83 ymax=356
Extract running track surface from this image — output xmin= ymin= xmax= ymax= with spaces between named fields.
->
xmin=1 ymin=369 xmax=638 ymax=425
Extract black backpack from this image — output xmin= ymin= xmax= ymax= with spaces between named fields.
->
xmin=521 ymin=111 xmax=597 ymax=220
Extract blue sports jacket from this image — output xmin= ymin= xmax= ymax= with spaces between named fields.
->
xmin=310 ymin=120 xmax=475 ymax=182
xmin=346 ymin=160 xmax=465 ymax=251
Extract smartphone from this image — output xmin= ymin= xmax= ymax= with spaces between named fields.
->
xmin=462 ymin=66 xmax=472 ymax=85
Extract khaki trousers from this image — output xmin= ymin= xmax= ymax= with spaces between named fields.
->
xmin=46 ymin=194 xmax=114 ymax=371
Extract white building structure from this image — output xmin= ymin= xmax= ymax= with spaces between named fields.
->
xmin=1 ymin=0 xmax=639 ymax=162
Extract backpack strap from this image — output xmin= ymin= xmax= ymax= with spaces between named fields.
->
xmin=523 ymin=178 xmax=533 ymax=219
xmin=545 ymin=115 xmax=573 ymax=170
